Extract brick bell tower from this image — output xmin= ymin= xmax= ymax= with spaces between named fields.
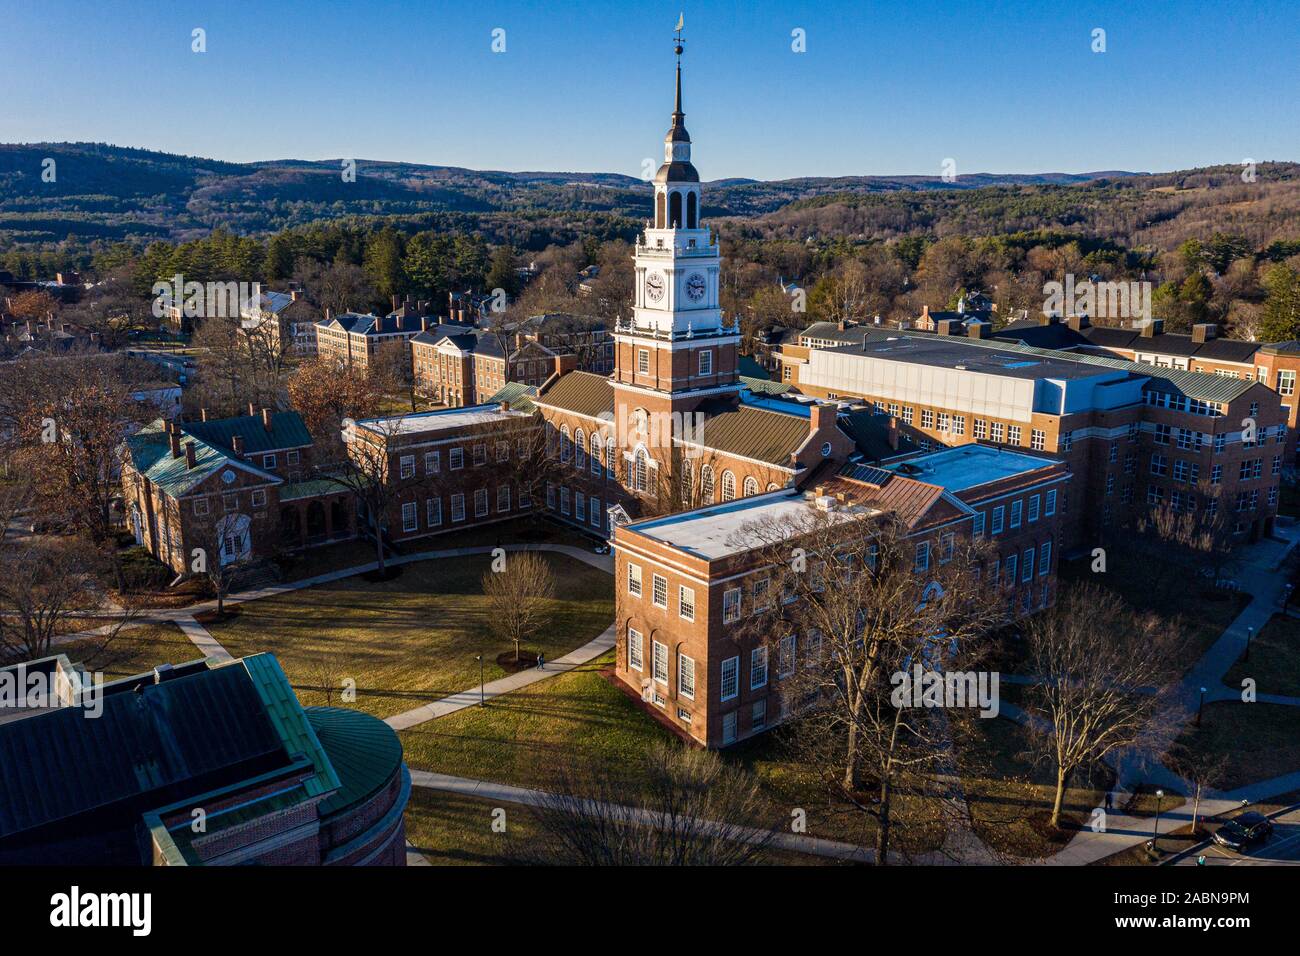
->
xmin=610 ymin=23 xmax=741 ymax=495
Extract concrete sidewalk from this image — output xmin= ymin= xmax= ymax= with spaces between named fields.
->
xmin=385 ymin=623 xmax=616 ymax=731
xmin=408 ymin=769 xmax=875 ymax=863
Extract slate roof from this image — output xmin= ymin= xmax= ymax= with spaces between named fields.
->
xmin=837 ymin=408 xmax=921 ymax=461
xmin=185 ymin=410 xmax=312 ymax=454
xmin=534 ymin=370 xmax=614 ymax=419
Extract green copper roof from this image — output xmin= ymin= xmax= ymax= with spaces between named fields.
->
xmin=306 ymin=706 xmax=403 ymax=819
xmin=185 ymin=410 xmax=312 ymax=455
xmin=123 ymin=419 xmax=280 ymax=498
xmin=740 ymin=375 xmax=793 ymax=396
xmin=486 ymin=381 xmax=538 ymax=414
xmin=238 ymin=654 xmax=340 ymax=801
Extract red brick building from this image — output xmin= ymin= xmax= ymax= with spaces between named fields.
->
xmin=612 ymin=444 xmax=1068 ymax=747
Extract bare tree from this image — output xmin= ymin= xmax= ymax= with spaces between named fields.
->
xmin=481 ymin=550 xmax=555 ymax=663
xmin=515 ymin=742 xmax=778 ymax=866
xmin=1165 ymin=740 xmax=1229 ymax=838
xmin=1022 ymin=583 xmax=1186 ymax=829
xmin=189 ymin=512 xmax=255 ymax=618
xmin=733 ymin=506 xmax=1007 ymax=863
xmin=0 ymin=538 xmax=133 ymax=664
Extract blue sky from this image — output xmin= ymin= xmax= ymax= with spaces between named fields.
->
xmin=3 ymin=0 xmax=1297 ymax=181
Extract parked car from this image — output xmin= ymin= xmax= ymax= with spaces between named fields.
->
xmin=1211 ymin=812 xmax=1273 ymax=852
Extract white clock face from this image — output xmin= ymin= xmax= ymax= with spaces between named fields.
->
xmin=645 ymin=272 xmax=666 ymax=302
xmin=685 ymin=273 xmax=706 ymax=302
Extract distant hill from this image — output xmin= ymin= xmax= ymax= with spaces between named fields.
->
xmin=2 ymin=142 xmax=1298 ymax=255
xmin=0 ymin=142 xmax=1147 ymax=244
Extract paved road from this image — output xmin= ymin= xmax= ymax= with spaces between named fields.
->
xmin=1176 ymin=807 xmax=1300 ymax=866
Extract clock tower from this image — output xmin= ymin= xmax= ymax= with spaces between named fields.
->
xmin=612 ymin=27 xmax=740 ymax=421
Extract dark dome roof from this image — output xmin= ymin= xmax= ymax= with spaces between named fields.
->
xmin=666 ymin=124 xmax=691 ymax=143
xmin=655 ymin=161 xmax=700 ymax=184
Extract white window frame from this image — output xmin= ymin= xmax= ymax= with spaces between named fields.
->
xmin=720 ymin=656 xmax=739 ymax=702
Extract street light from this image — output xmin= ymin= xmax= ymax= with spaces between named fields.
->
xmin=1152 ymin=788 xmax=1165 ymax=852
xmin=1196 ymin=686 xmax=1207 ymax=727
xmin=476 ymin=654 xmax=485 ymax=707
xmin=1244 ymin=625 xmax=1254 ymax=663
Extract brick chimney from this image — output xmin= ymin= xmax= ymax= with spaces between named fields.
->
xmin=554 ymin=353 xmax=578 ymax=377
xmin=935 ymin=319 xmax=960 ymax=336
xmin=499 ymin=400 xmax=511 ymax=413
xmin=809 ymin=402 xmax=837 ymax=436
xmin=169 ymin=430 xmax=182 ymax=458
xmin=1039 ymin=312 xmax=1059 ymax=326
xmin=184 ymin=441 xmax=197 ymax=469
xmin=200 ymin=408 xmax=209 ymax=422
xmin=232 ymin=434 xmax=245 ymax=456
xmin=248 ymin=401 xmax=257 ymax=417
xmin=420 ymin=316 xmax=430 ymax=332
xmin=887 ymin=414 xmax=900 ymax=450
xmin=1191 ymin=323 xmax=1217 ymax=343
xmin=261 ymin=408 xmax=273 ymax=432
xmin=968 ymin=323 xmax=990 ymax=339
xmin=1140 ymin=318 xmax=1164 ymax=337
xmin=1067 ymin=313 xmax=1091 ymax=331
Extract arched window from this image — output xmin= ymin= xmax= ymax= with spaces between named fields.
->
xmin=686 ymin=192 xmax=697 ymax=229
xmin=701 ymin=465 xmax=715 ymax=501
xmin=634 ymin=448 xmax=649 ymax=493
xmin=669 ymin=191 xmax=683 ymax=228
xmin=607 ymin=443 xmax=616 ymax=477
xmin=656 ymin=191 xmax=666 ymax=229
xmin=575 ymin=428 xmax=586 ymax=469
xmin=743 ymin=476 xmax=759 ymax=497
xmin=680 ymin=463 xmax=694 ymax=503
xmin=590 ymin=433 xmax=604 ymax=476
xmin=721 ymin=471 xmax=736 ymax=502
xmin=766 ymin=482 xmax=781 ymax=492
xmin=560 ymin=425 xmax=571 ymax=463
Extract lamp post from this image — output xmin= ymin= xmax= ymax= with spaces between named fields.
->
xmin=1244 ymin=625 xmax=1254 ymax=663
xmin=1152 ymin=788 xmax=1165 ymax=852
xmin=476 ymin=654 xmax=485 ymax=707
xmin=1196 ymin=686 xmax=1207 ymax=727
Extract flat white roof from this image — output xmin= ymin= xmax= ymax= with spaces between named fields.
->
xmin=628 ymin=490 xmax=871 ymax=560
xmin=885 ymin=443 xmax=1054 ymax=491
xmin=353 ymin=404 xmax=519 ymax=436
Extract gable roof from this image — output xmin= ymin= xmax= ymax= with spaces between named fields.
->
xmin=123 ymin=422 xmax=277 ymax=498
xmin=486 ymin=381 xmax=539 ymax=414
xmin=184 ymin=410 xmax=312 ymax=455
xmin=534 ymin=370 xmax=614 ymax=419
xmin=687 ymin=399 xmax=811 ymax=468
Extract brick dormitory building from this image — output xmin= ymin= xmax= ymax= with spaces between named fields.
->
xmin=121 ymin=406 xmax=357 ymax=574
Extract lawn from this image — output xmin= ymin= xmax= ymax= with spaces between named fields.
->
xmin=399 ymin=652 xmax=944 ymax=857
xmin=1223 ymin=613 xmax=1300 ymax=697
xmin=206 ymin=552 xmax=613 ymax=719
xmin=1169 ymin=702 xmax=1300 ymax=789
xmin=402 ymin=786 xmax=845 ymax=866
xmin=1059 ymin=551 xmax=1249 ymax=664
xmin=51 ymin=622 xmax=199 ymax=679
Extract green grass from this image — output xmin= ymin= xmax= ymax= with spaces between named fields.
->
xmin=52 ymin=622 xmax=198 ymax=678
xmin=207 ymin=552 xmax=613 ymax=719
xmin=402 ymin=786 xmax=847 ymax=866
xmin=1224 ymin=613 xmax=1300 ymax=697
xmin=1060 ymin=551 xmax=1249 ymax=663
xmin=399 ymin=652 xmax=943 ymax=855
xmin=1170 ymin=702 xmax=1300 ymax=789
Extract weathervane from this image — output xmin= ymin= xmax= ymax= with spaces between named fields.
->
xmin=674 ymin=12 xmax=685 ymax=57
